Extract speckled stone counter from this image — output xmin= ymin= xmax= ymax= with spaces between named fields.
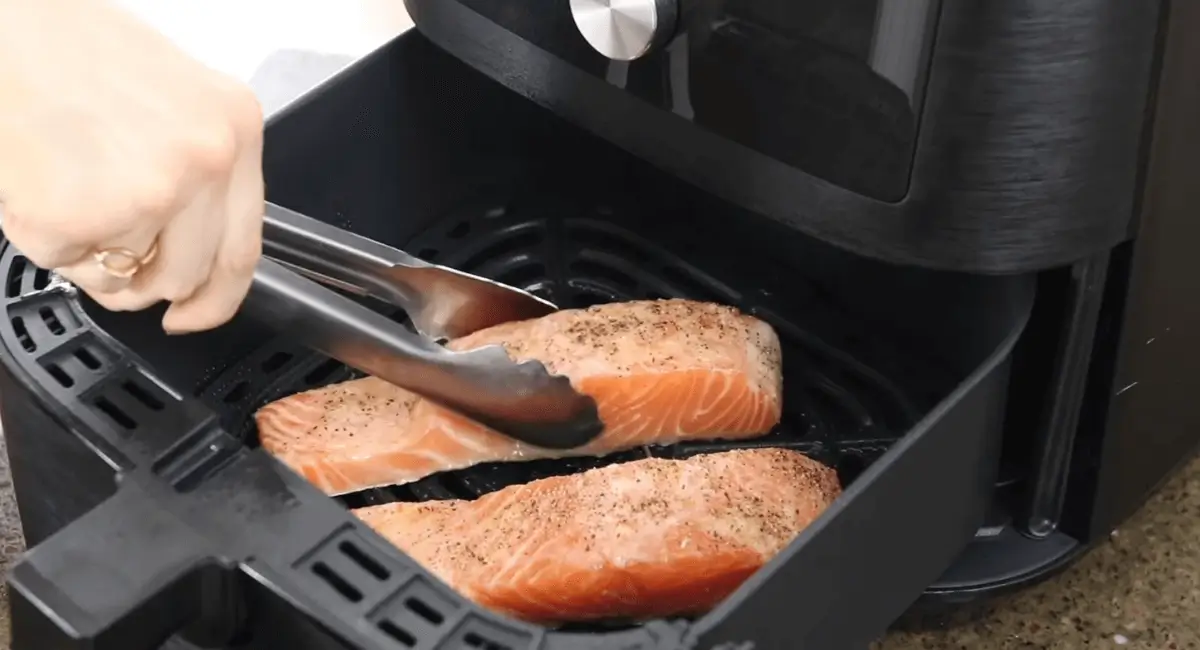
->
xmin=874 ymin=454 xmax=1200 ymax=650
xmin=0 ymin=432 xmax=1196 ymax=649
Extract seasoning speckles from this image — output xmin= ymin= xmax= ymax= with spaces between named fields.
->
xmin=354 ymin=448 xmax=841 ymax=625
xmin=258 ymin=298 xmax=785 ymax=495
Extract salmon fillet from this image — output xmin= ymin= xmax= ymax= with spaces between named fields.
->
xmin=354 ymin=448 xmax=841 ymax=624
xmin=256 ymin=299 xmax=784 ymax=495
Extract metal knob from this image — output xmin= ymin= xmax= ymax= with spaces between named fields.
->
xmin=570 ymin=0 xmax=678 ymax=61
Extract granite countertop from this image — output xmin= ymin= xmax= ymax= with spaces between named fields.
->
xmin=1 ymin=3 xmax=1198 ymax=649
xmin=0 ymin=433 xmax=1197 ymax=649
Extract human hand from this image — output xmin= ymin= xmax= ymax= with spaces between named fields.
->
xmin=0 ymin=0 xmax=264 ymax=333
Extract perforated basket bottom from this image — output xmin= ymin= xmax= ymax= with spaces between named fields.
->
xmin=197 ymin=195 xmax=942 ymax=515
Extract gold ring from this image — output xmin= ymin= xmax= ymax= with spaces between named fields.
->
xmin=93 ymin=240 xmax=159 ymax=279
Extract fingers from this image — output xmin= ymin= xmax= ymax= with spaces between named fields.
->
xmin=51 ymin=228 xmax=164 ymax=299
xmin=0 ymin=0 xmax=265 ymax=334
xmin=97 ymin=182 xmax=227 ymax=313
xmin=1 ymin=206 xmax=95 ymax=271
xmin=162 ymin=104 xmax=264 ymax=334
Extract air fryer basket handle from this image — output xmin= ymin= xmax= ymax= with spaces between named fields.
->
xmin=7 ymin=484 xmax=231 ymax=650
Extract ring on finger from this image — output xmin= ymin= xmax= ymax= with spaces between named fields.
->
xmin=93 ymin=239 xmax=160 ymax=279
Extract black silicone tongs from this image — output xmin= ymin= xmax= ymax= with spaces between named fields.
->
xmin=240 ymin=202 xmax=603 ymax=449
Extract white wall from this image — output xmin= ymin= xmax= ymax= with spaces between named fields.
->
xmin=114 ymin=0 xmax=415 ymax=82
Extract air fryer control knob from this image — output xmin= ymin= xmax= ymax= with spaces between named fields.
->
xmin=570 ymin=0 xmax=679 ymax=61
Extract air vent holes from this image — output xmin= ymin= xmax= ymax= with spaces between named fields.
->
xmin=497 ymin=264 xmax=547 ymax=291
xmin=461 ymin=232 xmax=542 ymax=271
xmin=568 ymin=259 xmax=638 ymax=292
xmin=11 ymin=317 xmax=33 ymax=352
xmin=36 ymin=339 xmax=112 ymax=392
xmin=211 ymin=350 xmax=299 ymax=408
xmin=123 ymin=379 xmax=165 ymax=411
xmin=339 ymin=540 xmax=391 ymax=581
xmin=303 ymin=530 xmax=402 ymax=601
xmin=94 ymin=397 xmax=136 ymax=430
xmin=295 ymin=528 xmax=503 ymax=647
xmin=312 ymin=561 xmax=364 ymax=603
xmin=452 ymin=617 xmax=529 ymax=650
xmin=32 ymin=268 xmax=51 ymax=291
xmin=45 ymin=363 xmax=74 ymax=388
xmin=463 ymin=632 xmax=512 ymax=650
xmin=75 ymin=347 xmax=102 ymax=370
xmin=570 ymin=288 xmax=615 ymax=309
xmin=377 ymin=620 xmax=417 ymax=646
xmin=86 ymin=375 xmax=176 ymax=433
xmin=222 ymin=381 xmax=250 ymax=405
xmin=659 ymin=264 xmax=726 ymax=303
xmin=5 ymin=256 xmax=26 ymax=298
xmin=304 ymin=358 xmax=344 ymax=387
xmin=261 ymin=351 xmax=293 ymax=374
xmin=370 ymin=578 xmax=466 ymax=649
xmin=40 ymin=306 xmax=65 ymax=335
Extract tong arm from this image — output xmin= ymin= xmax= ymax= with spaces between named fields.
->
xmin=244 ymin=259 xmax=603 ymax=449
xmin=262 ymin=201 xmax=423 ymax=305
xmin=261 ymin=202 xmax=556 ymax=340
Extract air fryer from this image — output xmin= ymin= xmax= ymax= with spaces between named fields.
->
xmin=4 ymin=0 xmax=1200 ymax=649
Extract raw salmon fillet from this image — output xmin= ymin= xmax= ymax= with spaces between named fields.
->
xmin=257 ymin=299 xmax=783 ymax=495
xmin=354 ymin=448 xmax=841 ymax=624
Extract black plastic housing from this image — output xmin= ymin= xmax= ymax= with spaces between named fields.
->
xmin=3 ymin=32 xmax=1035 ymax=650
xmin=406 ymin=0 xmax=1163 ymax=272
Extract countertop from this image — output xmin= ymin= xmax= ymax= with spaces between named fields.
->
xmin=1 ymin=2 xmax=1198 ymax=648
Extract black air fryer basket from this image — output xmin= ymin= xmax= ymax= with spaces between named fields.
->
xmin=2 ymin=34 xmax=1034 ymax=650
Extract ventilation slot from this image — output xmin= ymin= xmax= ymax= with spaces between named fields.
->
xmin=338 ymin=540 xmax=390 ymax=581
xmin=659 ymin=264 xmax=725 ymax=303
xmin=461 ymin=232 xmax=541 ymax=271
xmin=45 ymin=363 xmax=74 ymax=388
xmin=405 ymin=597 xmax=444 ymax=626
xmin=6 ymin=257 xmax=26 ymax=297
xmin=450 ymin=617 xmax=528 ymax=650
xmin=261 ymin=351 xmax=293 ymax=374
xmin=570 ymin=287 xmax=616 ymax=309
xmin=377 ymin=620 xmax=416 ymax=647
xmin=366 ymin=576 xmax=460 ymax=649
xmin=492 ymin=265 xmax=542 ymax=293
xmin=32 ymin=268 xmax=51 ymax=291
xmin=568 ymin=258 xmax=639 ymax=292
xmin=11 ymin=317 xmax=34 ymax=352
xmin=463 ymin=633 xmax=512 ymax=650
xmin=40 ymin=306 xmax=65 ymax=335
xmin=311 ymin=561 xmax=363 ymax=603
xmin=568 ymin=224 xmax=639 ymax=254
xmin=304 ymin=358 xmax=344 ymax=387
xmin=94 ymin=397 xmax=137 ymax=430
xmin=222 ymin=381 xmax=250 ymax=404
xmin=123 ymin=380 xmax=165 ymax=411
xmin=74 ymin=347 xmax=102 ymax=370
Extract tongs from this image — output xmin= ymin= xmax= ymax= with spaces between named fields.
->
xmin=242 ymin=202 xmax=603 ymax=450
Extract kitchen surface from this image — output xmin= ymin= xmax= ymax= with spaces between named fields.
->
xmin=0 ymin=2 xmax=1196 ymax=649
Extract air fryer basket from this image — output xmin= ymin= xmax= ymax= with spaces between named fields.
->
xmin=2 ymin=33 xmax=1034 ymax=650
